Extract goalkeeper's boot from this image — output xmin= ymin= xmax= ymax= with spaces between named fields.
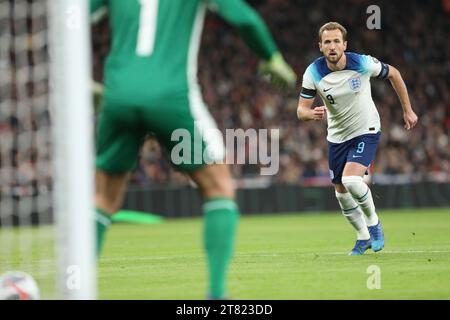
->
xmin=368 ymin=220 xmax=385 ymax=252
xmin=349 ymin=239 xmax=372 ymax=256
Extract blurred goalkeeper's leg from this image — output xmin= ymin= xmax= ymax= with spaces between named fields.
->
xmin=189 ymin=164 xmax=239 ymax=300
xmin=95 ymin=171 xmax=130 ymax=255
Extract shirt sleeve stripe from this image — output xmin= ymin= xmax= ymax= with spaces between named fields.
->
xmin=300 ymin=87 xmax=316 ymax=99
xmin=377 ymin=62 xmax=389 ymax=79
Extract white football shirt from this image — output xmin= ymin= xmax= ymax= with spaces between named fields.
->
xmin=300 ymin=52 xmax=389 ymax=143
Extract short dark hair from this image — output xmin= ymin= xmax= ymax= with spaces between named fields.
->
xmin=318 ymin=22 xmax=347 ymax=42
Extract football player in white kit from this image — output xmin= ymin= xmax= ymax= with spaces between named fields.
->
xmin=297 ymin=22 xmax=418 ymax=255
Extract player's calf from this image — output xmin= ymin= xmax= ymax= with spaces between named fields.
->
xmin=335 ymin=190 xmax=370 ymax=241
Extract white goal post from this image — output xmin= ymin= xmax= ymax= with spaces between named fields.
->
xmin=48 ymin=0 xmax=96 ymax=299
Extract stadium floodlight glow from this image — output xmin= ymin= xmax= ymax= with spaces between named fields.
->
xmin=48 ymin=0 xmax=96 ymax=299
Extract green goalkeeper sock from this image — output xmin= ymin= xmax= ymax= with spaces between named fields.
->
xmin=96 ymin=208 xmax=112 ymax=256
xmin=203 ymin=197 xmax=239 ymax=299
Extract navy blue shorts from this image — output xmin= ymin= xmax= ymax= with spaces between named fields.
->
xmin=328 ymin=132 xmax=381 ymax=184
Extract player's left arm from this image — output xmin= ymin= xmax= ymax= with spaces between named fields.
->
xmin=364 ymin=55 xmax=418 ymax=130
xmin=386 ymin=65 xmax=418 ymax=130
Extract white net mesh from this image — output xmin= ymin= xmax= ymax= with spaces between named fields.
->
xmin=0 ymin=0 xmax=56 ymax=298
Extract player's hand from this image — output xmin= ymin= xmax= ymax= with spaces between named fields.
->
xmin=403 ymin=110 xmax=418 ymax=130
xmin=258 ymin=52 xmax=297 ymax=91
xmin=311 ymin=106 xmax=326 ymax=120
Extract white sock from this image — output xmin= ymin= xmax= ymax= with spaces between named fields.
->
xmin=335 ymin=191 xmax=370 ymax=240
xmin=342 ymin=175 xmax=379 ymax=227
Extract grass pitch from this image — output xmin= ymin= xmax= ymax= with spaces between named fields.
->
xmin=99 ymin=208 xmax=450 ymax=299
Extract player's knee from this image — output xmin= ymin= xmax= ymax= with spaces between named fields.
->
xmin=203 ymin=178 xmax=235 ymax=199
xmin=334 ymin=183 xmax=347 ymax=193
xmin=190 ymin=164 xmax=235 ymax=199
xmin=198 ymin=173 xmax=235 ymax=199
xmin=95 ymin=171 xmax=129 ymax=214
xmin=95 ymin=196 xmax=118 ymax=215
xmin=341 ymin=175 xmax=366 ymax=198
xmin=95 ymin=191 xmax=123 ymax=214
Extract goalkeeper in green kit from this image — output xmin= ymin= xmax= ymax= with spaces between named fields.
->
xmin=91 ymin=0 xmax=296 ymax=299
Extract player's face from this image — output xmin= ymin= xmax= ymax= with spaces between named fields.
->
xmin=319 ymin=29 xmax=347 ymax=64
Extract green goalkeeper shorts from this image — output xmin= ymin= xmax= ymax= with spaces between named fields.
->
xmin=95 ymin=89 xmax=224 ymax=174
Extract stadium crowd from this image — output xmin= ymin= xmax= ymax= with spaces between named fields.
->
xmin=2 ymin=0 xmax=448 ymax=197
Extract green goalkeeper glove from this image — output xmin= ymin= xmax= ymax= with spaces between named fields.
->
xmin=258 ymin=52 xmax=297 ymax=91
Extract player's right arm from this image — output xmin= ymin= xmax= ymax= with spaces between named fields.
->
xmin=297 ymin=66 xmax=325 ymax=121
xmin=208 ymin=0 xmax=296 ymax=90
xmin=297 ymin=97 xmax=325 ymax=121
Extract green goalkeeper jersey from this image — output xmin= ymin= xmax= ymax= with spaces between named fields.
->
xmin=90 ymin=0 xmax=278 ymax=103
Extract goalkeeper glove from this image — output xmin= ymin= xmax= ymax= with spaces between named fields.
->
xmin=258 ymin=52 xmax=297 ymax=91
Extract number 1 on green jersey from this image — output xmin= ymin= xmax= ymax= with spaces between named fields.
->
xmin=136 ymin=0 xmax=159 ymax=57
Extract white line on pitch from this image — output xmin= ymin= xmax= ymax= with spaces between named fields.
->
xmin=318 ymin=250 xmax=450 ymax=255
xmin=100 ymin=249 xmax=450 ymax=262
